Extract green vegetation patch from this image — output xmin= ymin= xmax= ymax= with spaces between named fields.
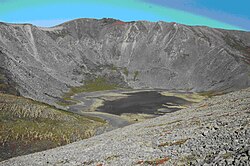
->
xmin=0 ymin=71 xmax=19 ymax=96
xmin=0 ymin=73 xmax=4 ymax=81
xmin=56 ymin=99 xmax=78 ymax=107
xmin=58 ymin=76 xmax=120 ymax=106
xmin=0 ymin=93 xmax=105 ymax=161
xmin=110 ymin=64 xmax=118 ymax=71
xmin=133 ymin=71 xmax=139 ymax=81
xmin=123 ymin=67 xmax=129 ymax=77
xmin=161 ymin=91 xmax=206 ymax=103
xmin=198 ymin=91 xmax=226 ymax=98
xmin=178 ymin=155 xmax=198 ymax=165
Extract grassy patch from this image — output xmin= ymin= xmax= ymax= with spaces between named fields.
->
xmin=77 ymin=77 xmax=119 ymax=92
xmin=178 ymin=155 xmax=198 ymax=165
xmin=123 ymin=68 xmax=129 ymax=77
xmin=0 ymin=83 xmax=8 ymax=89
xmin=0 ymin=93 xmax=105 ymax=161
xmin=222 ymin=152 xmax=233 ymax=159
xmin=161 ymin=92 xmax=206 ymax=103
xmin=109 ymin=64 xmax=118 ymax=71
xmin=84 ymin=115 xmax=106 ymax=124
xmin=0 ymin=71 xmax=19 ymax=96
xmin=133 ymin=71 xmax=139 ymax=81
xmin=0 ymin=74 xmax=4 ymax=81
xmin=105 ymin=155 xmax=120 ymax=161
xmin=56 ymin=99 xmax=78 ymax=107
xmin=58 ymin=77 xmax=120 ymax=106
xmin=198 ymin=91 xmax=226 ymax=98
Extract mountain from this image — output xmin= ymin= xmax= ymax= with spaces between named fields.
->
xmin=0 ymin=18 xmax=249 ymax=104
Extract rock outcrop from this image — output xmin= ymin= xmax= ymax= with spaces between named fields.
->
xmin=0 ymin=18 xmax=249 ymax=104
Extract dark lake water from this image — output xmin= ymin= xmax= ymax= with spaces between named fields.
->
xmin=97 ymin=91 xmax=191 ymax=115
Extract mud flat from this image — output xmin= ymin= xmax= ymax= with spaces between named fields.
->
xmin=97 ymin=91 xmax=192 ymax=115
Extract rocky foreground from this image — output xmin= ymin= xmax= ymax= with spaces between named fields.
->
xmin=1 ymin=88 xmax=249 ymax=165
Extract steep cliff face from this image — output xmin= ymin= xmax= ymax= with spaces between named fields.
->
xmin=0 ymin=18 xmax=249 ymax=104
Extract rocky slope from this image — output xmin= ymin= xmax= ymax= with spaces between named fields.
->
xmin=0 ymin=93 xmax=105 ymax=161
xmin=1 ymin=87 xmax=249 ymax=166
xmin=0 ymin=18 xmax=249 ymax=104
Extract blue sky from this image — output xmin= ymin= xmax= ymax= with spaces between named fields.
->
xmin=143 ymin=0 xmax=250 ymax=30
xmin=0 ymin=0 xmax=249 ymax=31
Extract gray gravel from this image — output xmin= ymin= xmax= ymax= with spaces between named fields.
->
xmin=1 ymin=88 xmax=249 ymax=166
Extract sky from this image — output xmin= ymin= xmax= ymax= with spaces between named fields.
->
xmin=0 ymin=0 xmax=249 ymax=31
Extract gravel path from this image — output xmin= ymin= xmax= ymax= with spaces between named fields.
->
xmin=1 ymin=88 xmax=249 ymax=166
xmin=79 ymin=112 xmax=131 ymax=134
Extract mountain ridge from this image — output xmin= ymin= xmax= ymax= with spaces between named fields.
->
xmin=0 ymin=18 xmax=249 ymax=105
xmin=2 ymin=18 xmax=250 ymax=33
